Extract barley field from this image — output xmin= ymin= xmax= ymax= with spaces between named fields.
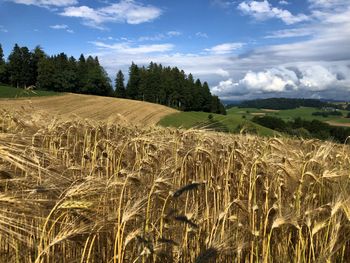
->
xmin=0 ymin=93 xmax=178 ymax=126
xmin=0 ymin=109 xmax=350 ymax=263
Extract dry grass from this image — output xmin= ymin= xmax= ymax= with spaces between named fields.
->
xmin=0 ymin=93 xmax=178 ymax=126
xmin=0 ymin=109 xmax=350 ymax=262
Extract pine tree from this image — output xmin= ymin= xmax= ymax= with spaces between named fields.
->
xmin=201 ymin=82 xmax=212 ymax=112
xmin=0 ymin=43 xmax=6 ymax=84
xmin=8 ymin=44 xmax=22 ymax=88
xmin=37 ymin=56 xmax=55 ymax=90
xmin=77 ymin=54 xmax=87 ymax=92
xmin=126 ymin=62 xmax=140 ymax=99
xmin=115 ymin=70 xmax=126 ymax=98
xmin=30 ymin=46 xmax=45 ymax=86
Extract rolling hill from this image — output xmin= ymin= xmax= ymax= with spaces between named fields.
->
xmin=0 ymin=93 xmax=178 ymax=126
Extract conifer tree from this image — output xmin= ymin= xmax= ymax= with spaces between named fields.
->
xmin=126 ymin=62 xmax=140 ymax=99
xmin=115 ymin=70 xmax=126 ymax=98
xmin=0 ymin=43 xmax=6 ymax=83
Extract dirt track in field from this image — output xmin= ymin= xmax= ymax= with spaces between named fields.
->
xmin=0 ymin=93 xmax=178 ymax=126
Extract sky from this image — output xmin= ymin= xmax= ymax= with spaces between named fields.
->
xmin=0 ymin=0 xmax=349 ymax=100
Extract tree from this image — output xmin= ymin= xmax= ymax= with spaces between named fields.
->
xmin=201 ymin=82 xmax=212 ymax=112
xmin=126 ymin=62 xmax=140 ymax=99
xmin=37 ymin=56 xmax=55 ymax=90
xmin=0 ymin=43 xmax=6 ymax=84
xmin=7 ymin=44 xmax=32 ymax=88
xmin=8 ymin=44 xmax=22 ymax=88
xmin=30 ymin=46 xmax=46 ymax=86
xmin=115 ymin=70 xmax=126 ymax=98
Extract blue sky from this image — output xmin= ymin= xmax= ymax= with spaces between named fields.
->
xmin=0 ymin=0 xmax=349 ymax=100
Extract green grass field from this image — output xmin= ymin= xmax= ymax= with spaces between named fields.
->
xmin=228 ymin=106 xmax=350 ymax=126
xmin=0 ymin=85 xmax=61 ymax=98
xmin=158 ymin=111 xmax=276 ymax=136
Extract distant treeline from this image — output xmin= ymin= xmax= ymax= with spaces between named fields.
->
xmin=252 ymin=115 xmax=350 ymax=143
xmin=115 ymin=62 xmax=226 ymax=114
xmin=0 ymin=43 xmax=226 ymax=114
xmin=231 ymin=98 xmax=341 ymax=110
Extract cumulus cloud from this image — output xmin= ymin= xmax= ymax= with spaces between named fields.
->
xmin=212 ymin=63 xmax=350 ymax=99
xmin=10 ymin=0 xmax=77 ymax=7
xmin=238 ymin=0 xmax=309 ymax=24
xmin=60 ymin=0 xmax=162 ymax=28
xmin=205 ymin=42 xmax=244 ymax=54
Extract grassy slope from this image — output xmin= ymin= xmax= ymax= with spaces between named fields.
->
xmin=228 ymin=106 xmax=350 ymax=125
xmin=158 ymin=111 xmax=276 ymax=136
xmin=0 ymin=85 xmax=61 ymax=98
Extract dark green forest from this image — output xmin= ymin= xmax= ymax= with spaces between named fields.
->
xmin=235 ymin=98 xmax=340 ymax=110
xmin=0 ymin=43 xmax=226 ymax=114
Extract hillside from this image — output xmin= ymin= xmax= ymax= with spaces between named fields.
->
xmin=158 ymin=111 xmax=276 ymax=136
xmin=0 ymin=93 xmax=178 ymax=126
xmin=0 ymin=111 xmax=350 ymax=262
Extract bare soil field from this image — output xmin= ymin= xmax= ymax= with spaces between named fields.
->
xmin=0 ymin=93 xmax=177 ymax=126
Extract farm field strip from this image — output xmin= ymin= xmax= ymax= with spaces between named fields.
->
xmin=0 ymin=93 xmax=178 ymax=126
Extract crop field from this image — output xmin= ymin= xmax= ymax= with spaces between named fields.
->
xmin=1 ymin=109 xmax=350 ymax=262
xmin=228 ymin=107 xmax=350 ymax=127
xmin=0 ymin=93 xmax=177 ymax=126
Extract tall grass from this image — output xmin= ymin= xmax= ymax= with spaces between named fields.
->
xmin=0 ymin=109 xmax=350 ymax=262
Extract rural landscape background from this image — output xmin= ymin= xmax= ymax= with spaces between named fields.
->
xmin=1 ymin=0 xmax=350 ymax=262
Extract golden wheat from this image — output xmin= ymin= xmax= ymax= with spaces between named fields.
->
xmin=0 ymin=110 xmax=349 ymax=262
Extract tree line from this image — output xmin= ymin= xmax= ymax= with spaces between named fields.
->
xmin=252 ymin=115 xmax=350 ymax=143
xmin=0 ymin=43 xmax=112 ymax=96
xmin=115 ymin=62 xmax=226 ymax=114
xmin=0 ymin=43 xmax=226 ymax=114
xmin=234 ymin=98 xmax=339 ymax=110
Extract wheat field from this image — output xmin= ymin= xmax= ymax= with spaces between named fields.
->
xmin=0 ymin=108 xmax=350 ymax=263
xmin=0 ymin=94 xmax=178 ymax=126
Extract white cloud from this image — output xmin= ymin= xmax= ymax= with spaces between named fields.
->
xmin=211 ymin=0 xmax=237 ymax=9
xmin=238 ymin=0 xmax=309 ymax=24
xmin=212 ymin=63 xmax=350 ymax=99
xmin=167 ymin=31 xmax=182 ymax=37
xmin=308 ymin=0 xmax=348 ymax=8
xmin=90 ymin=41 xmax=174 ymax=55
xmin=50 ymin=24 xmax=74 ymax=33
xmin=10 ymin=0 xmax=77 ymax=7
xmin=196 ymin=32 xmax=209 ymax=38
xmin=264 ymin=28 xmax=314 ymax=38
xmin=278 ymin=0 xmax=289 ymax=5
xmin=0 ymin=25 xmax=8 ymax=33
xmin=60 ymin=0 xmax=162 ymax=28
xmin=50 ymin=24 xmax=68 ymax=29
xmin=205 ymin=42 xmax=244 ymax=54
xmin=138 ymin=31 xmax=181 ymax=42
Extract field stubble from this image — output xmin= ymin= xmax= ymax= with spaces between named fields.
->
xmin=0 ymin=109 xmax=350 ymax=262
